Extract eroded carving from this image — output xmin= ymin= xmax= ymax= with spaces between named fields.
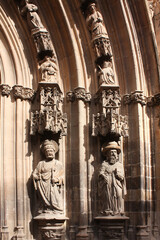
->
xmin=30 ymin=84 xmax=67 ymax=136
xmin=97 ymin=61 xmax=115 ymax=86
xmin=0 ymin=84 xmax=11 ymax=97
xmin=20 ymin=0 xmax=53 ymax=58
xmin=13 ymin=85 xmax=35 ymax=101
xmin=67 ymin=87 xmax=91 ymax=102
xmin=92 ymin=112 xmax=128 ymax=137
xmin=123 ymin=91 xmax=147 ymax=106
xmin=21 ymin=1 xmax=44 ymax=31
xmin=85 ymin=2 xmax=112 ymax=58
xmin=33 ymin=140 xmax=64 ymax=215
xmin=98 ymin=141 xmax=126 ymax=216
xmin=40 ymin=56 xmax=58 ymax=83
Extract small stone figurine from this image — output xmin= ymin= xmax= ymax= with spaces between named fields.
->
xmin=33 ymin=140 xmax=64 ymax=215
xmin=98 ymin=141 xmax=126 ymax=216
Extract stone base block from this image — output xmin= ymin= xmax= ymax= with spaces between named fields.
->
xmin=136 ymin=225 xmax=149 ymax=240
xmin=94 ymin=215 xmax=129 ymax=240
xmin=34 ymin=213 xmax=68 ymax=240
xmin=76 ymin=226 xmax=89 ymax=240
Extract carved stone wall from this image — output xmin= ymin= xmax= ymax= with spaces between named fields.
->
xmin=0 ymin=0 xmax=160 ymax=240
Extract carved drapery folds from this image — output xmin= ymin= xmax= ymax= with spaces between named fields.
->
xmin=15 ymin=1 xmax=68 ymax=239
xmin=20 ymin=0 xmax=54 ymax=59
xmin=82 ymin=1 xmax=115 ymax=88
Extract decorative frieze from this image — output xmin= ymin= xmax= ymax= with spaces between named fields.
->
xmin=13 ymin=85 xmax=35 ymax=101
xmin=123 ymin=91 xmax=147 ymax=106
xmin=67 ymin=87 xmax=91 ymax=102
xmin=0 ymin=84 xmax=11 ymax=97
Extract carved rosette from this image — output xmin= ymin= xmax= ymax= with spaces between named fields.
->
xmin=123 ymin=91 xmax=147 ymax=106
xmin=67 ymin=87 xmax=91 ymax=102
xmin=13 ymin=85 xmax=35 ymax=101
xmin=0 ymin=84 xmax=11 ymax=97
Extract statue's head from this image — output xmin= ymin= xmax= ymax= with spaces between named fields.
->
xmin=101 ymin=141 xmax=121 ymax=164
xmin=87 ymin=2 xmax=96 ymax=13
xmin=41 ymin=140 xmax=58 ymax=160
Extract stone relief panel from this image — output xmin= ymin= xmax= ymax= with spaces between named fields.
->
xmin=39 ymin=56 xmax=58 ymax=83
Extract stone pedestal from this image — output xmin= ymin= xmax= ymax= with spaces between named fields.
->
xmin=34 ymin=213 xmax=68 ymax=240
xmin=136 ymin=225 xmax=149 ymax=240
xmin=0 ymin=226 xmax=9 ymax=240
xmin=76 ymin=226 xmax=89 ymax=240
xmin=94 ymin=216 xmax=129 ymax=240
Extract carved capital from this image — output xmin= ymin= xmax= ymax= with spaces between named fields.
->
xmin=67 ymin=87 xmax=91 ymax=102
xmin=123 ymin=91 xmax=147 ymax=106
xmin=13 ymin=85 xmax=35 ymax=101
xmin=147 ymin=93 xmax=160 ymax=106
xmin=0 ymin=84 xmax=11 ymax=97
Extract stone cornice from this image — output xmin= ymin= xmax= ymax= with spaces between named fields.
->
xmin=67 ymin=87 xmax=91 ymax=103
xmin=123 ymin=91 xmax=147 ymax=106
xmin=0 ymin=84 xmax=35 ymax=101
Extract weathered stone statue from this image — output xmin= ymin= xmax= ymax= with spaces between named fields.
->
xmin=33 ymin=140 xmax=64 ymax=215
xmin=98 ymin=141 xmax=126 ymax=216
xmin=21 ymin=0 xmax=44 ymax=31
xmin=40 ymin=56 xmax=58 ymax=82
xmin=98 ymin=61 xmax=115 ymax=85
xmin=86 ymin=2 xmax=108 ymax=40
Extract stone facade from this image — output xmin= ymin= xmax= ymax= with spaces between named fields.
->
xmin=0 ymin=0 xmax=160 ymax=239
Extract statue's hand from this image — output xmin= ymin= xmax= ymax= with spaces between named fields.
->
xmin=51 ymin=178 xmax=59 ymax=185
xmin=33 ymin=174 xmax=41 ymax=181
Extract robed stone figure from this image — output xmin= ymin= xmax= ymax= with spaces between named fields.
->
xmin=33 ymin=140 xmax=64 ymax=215
xmin=98 ymin=141 xmax=126 ymax=216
